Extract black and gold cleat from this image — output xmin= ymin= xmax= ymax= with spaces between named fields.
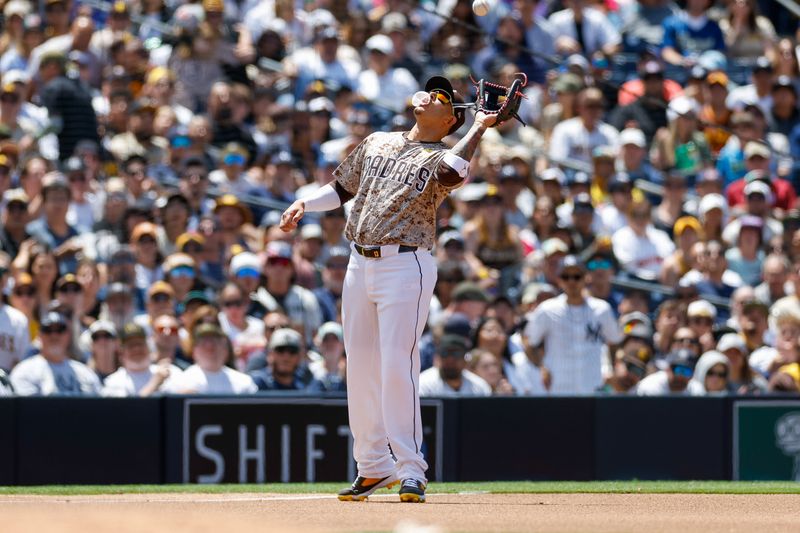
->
xmin=337 ymin=475 xmax=399 ymax=501
xmin=398 ymin=478 xmax=426 ymax=503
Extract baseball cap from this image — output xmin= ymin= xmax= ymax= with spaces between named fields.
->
xmin=639 ymin=60 xmax=663 ymax=77
xmin=717 ymin=333 xmax=747 ymax=353
xmin=753 ymin=56 xmax=773 ymax=72
xmin=442 ymin=312 xmax=472 ymax=338
xmin=120 ymin=323 xmax=147 ymax=343
xmin=437 ymin=334 xmax=470 ymax=357
xmin=698 ymin=50 xmax=727 ymax=73
xmin=540 ymin=168 xmax=566 ymax=186
xmin=269 ymin=327 xmax=302 ymax=350
xmin=163 ymin=253 xmax=196 ymax=273
xmin=182 ymin=290 xmax=210 ymax=308
xmin=699 ymin=193 xmax=727 ymax=218
xmin=742 ymin=299 xmax=770 ymax=316
xmin=148 ymin=280 xmax=175 ymax=299
xmin=230 ymin=251 xmax=261 ymax=277
xmin=451 ymin=282 xmax=489 ymax=303
xmin=573 ymin=192 xmax=593 ymax=212
xmin=214 ymin=194 xmax=252 ymax=224
xmin=3 ymin=188 xmax=29 ymax=206
xmin=266 ymin=240 xmax=293 ymax=260
xmin=608 ymin=173 xmax=633 ymax=193
xmin=381 ymin=12 xmax=408 ymax=33
xmin=541 ymin=238 xmax=569 ymax=257
xmin=744 ymin=142 xmax=771 ymax=160
xmin=131 ymin=222 xmax=158 ymax=243
xmin=687 ymin=299 xmax=717 ymax=320
xmin=89 ymin=320 xmax=117 ymax=339
xmin=301 ymin=224 xmax=324 ymax=241
xmin=667 ymin=96 xmax=699 ymax=122
xmin=365 ymin=34 xmax=393 ymax=55
xmin=739 ymin=214 xmax=764 ymax=230
xmin=623 ymin=322 xmax=653 ymax=344
xmin=193 ymin=323 xmax=225 ymax=340
xmin=438 ymin=230 xmax=465 ymax=248
xmin=706 ymin=71 xmax=729 ymax=88
xmin=744 ymin=180 xmax=772 ymax=200
xmin=558 ymin=255 xmax=586 ymax=275
xmin=568 ymin=171 xmax=591 ymax=186
xmin=552 ymin=73 xmax=583 ymax=94
xmin=317 ymin=321 xmax=343 ymax=342
xmin=106 ymin=282 xmax=133 ymax=298
xmin=620 ymin=311 xmax=653 ymax=335
xmin=673 ymin=216 xmax=702 ymax=237
xmin=56 ymin=273 xmax=81 ymax=292
xmin=773 ymin=75 xmax=796 ymax=93
xmin=619 ymin=128 xmax=646 ymax=148
xmin=40 ymin=311 xmax=68 ymax=328
xmin=592 ymin=145 xmax=617 ymax=160
xmin=176 ymin=232 xmax=205 ymax=252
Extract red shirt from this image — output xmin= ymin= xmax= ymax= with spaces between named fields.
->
xmin=726 ymin=177 xmax=797 ymax=211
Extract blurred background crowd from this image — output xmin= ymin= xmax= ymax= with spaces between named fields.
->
xmin=1 ymin=0 xmax=800 ymax=397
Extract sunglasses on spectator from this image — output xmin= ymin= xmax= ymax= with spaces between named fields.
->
xmin=671 ymin=365 xmax=694 ymax=378
xmin=625 ymin=362 xmax=646 ymax=379
xmin=267 ymin=257 xmax=292 ymax=268
xmin=560 ymin=273 xmax=584 ymax=281
xmin=676 ymin=291 xmax=697 ymax=299
xmin=138 ymin=235 xmax=157 ymax=245
xmin=1 ymin=94 xmax=19 ymax=104
xmin=57 ymin=284 xmax=81 ymax=294
xmin=42 ymin=325 xmax=68 ymax=335
xmin=68 ymin=174 xmax=86 ymax=183
xmin=151 ymin=293 xmax=172 ymax=303
xmin=7 ymin=202 xmax=26 ymax=212
xmin=13 ymin=287 xmax=35 ymax=297
xmin=183 ymin=243 xmax=203 ymax=254
xmin=674 ymin=336 xmax=700 ymax=346
xmin=266 ymin=324 xmax=290 ymax=333
xmin=689 ymin=316 xmax=713 ymax=325
xmin=707 ymin=369 xmax=728 ymax=379
xmin=155 ymin=325 xmax=179 ymax=336
xmin=587 ymin=259 xmax=612 ymax=271
xmin=223 ymin=154 xmax=246 ymax=166
xmin=440 ymin=350 xmax=465 ymax=359
xmin=92 ymin=332 xmax=115 ymax=341
xmin=631 ymin=211 xmax=650 ymax=220
xmin=273 ymin=345 xmax=300 ymax=355
xmin=170 ymin=266 xmax=195 ymax=278
xmin=236 ymin=267 xmax=260 ymax=279
xmin=223 ymin=299 xmax=245 ymax=308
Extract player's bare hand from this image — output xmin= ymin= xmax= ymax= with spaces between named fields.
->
xmin=280 ymin=200 xmax=305 ymax=232
xmin=475 ymin=111 xmax=497 ymax=128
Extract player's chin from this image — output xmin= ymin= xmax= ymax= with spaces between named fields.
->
xmin=413 ymin=106 xmax=425 ymax=116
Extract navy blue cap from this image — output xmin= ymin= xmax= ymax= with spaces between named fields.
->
xmin=558 ymin=255 xmax=586 ymax=274
xmin=569 ymin=171 xmax=590 ymax=186
xmin=40 ymin=311 xmax=68 ymax=328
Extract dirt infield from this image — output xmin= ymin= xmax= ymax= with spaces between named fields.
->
xmin=3 ymin=492 xmax=799 ymax=533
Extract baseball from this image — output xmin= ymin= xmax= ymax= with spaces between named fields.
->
xmin=472 ymin=0 xmax=490 ymax=17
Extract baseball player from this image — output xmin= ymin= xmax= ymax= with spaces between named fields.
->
xmin=281 ymin=76 xmax=495 ymax=503
xmin=524 ymin=256 xmax=623 ymax=395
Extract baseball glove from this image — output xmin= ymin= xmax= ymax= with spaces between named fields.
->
xmin=472 ymin=73 xmax=528 ymax=127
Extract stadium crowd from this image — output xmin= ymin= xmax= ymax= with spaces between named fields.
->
xmin=0 ymin=0 xmax=800 ymax=397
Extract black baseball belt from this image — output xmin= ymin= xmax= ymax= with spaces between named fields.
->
xmin=353 ymin=244 xmax=418 ymax=258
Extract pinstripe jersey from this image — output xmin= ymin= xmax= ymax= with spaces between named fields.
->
xmin=524 ymin=294 xmax=622 ymax=394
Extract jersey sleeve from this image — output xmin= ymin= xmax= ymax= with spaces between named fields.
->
xmin=9 ymin=364 xmax=39 ymax=396
xmin=333 ymin=135 xmax=370 ymax=195
xmin=661 ymin=16 xmax=678 ymax=51
xmin=523 ymin=307 xmax=548 ymax=347
xmin=599 ymin=304 xmax=623 ymax=345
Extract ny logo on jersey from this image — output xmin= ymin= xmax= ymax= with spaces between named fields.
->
xmin=585 ymin=322 xmax=604 ymax=344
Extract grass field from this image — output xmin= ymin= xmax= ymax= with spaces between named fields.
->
xmin=1 ymin=480 xmax=798 ymax=496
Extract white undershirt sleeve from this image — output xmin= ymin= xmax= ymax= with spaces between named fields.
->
xmin=442 ymin=152 xmax=470 ymax=178
xmin=302 ymin=183 xmax=342 ymax=212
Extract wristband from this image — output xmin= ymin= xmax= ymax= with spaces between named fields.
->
xmin=442 ymin=152 xmax=469 ymax=179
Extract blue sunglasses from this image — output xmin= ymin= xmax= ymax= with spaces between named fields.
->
xmin=671 ymin=365 xmax=694 ymax=379
xmin=170 ymin=265 xmax=195 ymax=278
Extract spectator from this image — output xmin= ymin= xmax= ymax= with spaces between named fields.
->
xmin=10 ymin=312 xmax=100 ymax=395
xmin=718 ymin=0 xmax=777 ymax=60
xmin=755 ymin=254 xmax=790 ymax=305
xmin=688 ymin=350 xmax=732 ymax=395
xmin=602 ymin=324 xmax=653 ymax=394
xmin=716 ymin=332 xmax=766 ymax=393
xmin=218 ymin=281 xmax=264 ymax=359
xmin=467 ymin=348 xmax=516 ymax=395
xmin=636 ymin=348 xmax=697 ymax=395
xmin=0 ymin=271 xmax=30 ymax=371
xmin=650 ymin=96 xmax=711 ymax=175
xmin=308 ymin=322 xmax=347 ymax=392
xmin=750 ymin=299 xmax=800 ymax=376
xmin=250 ymin=327 xmax=320 ymax=391
xmin=313 ymin=245 xmax=349 ymax=324
xmin=549 ymin=88 xmax=619 ymax=166
xmin=420 ymin=334 xmax=491 ymax=397
xmin=548 ymin=0 xmax=621 ymax=57
xmin=152 ymin=314 xmax=189 ymax=371
xmin=524 ymin=255 xmax=621 ymax=394
xmin=168 ymin=323 xmax=257 ymax=394
xmin=609 ymin=61 xmax=668 ymax=144
xmin=102 ymin=324 xmax=181 ymax=397
xmin=661 ymin=0 xmax=725 ymax=67
xmin=612 ymin=198 xmax=675 ymax=281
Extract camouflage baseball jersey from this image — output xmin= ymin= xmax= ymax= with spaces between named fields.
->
xmin=333 ymin=132 xmax=459 ymax=249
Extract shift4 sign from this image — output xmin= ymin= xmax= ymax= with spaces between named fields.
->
xmin=183 ymin=398 xmax=442 ymax=483
xmin=734 ymin=401 xmax=800 ymax=481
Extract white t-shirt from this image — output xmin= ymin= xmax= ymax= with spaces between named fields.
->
xmin=0 ymin=305 xmax=30 ymax=372
xmin=635 ymin=370 xmax=690 ymax=396
xmin=509 ymin=351 xmax=548 ymax=396
xmin=166 ymin=364 xmax=257 ymax=394
xmin=10 ymin=354 xmax=101 ymax=396
xmin=357 ymin=68 xmax=420 ymax=113
xmin=101 ymin=364 xmax=183 ymax=397
xmin=419 ymin=368 xmax=491 ymax=397
xmin=218 ymin=313 xmax=266 ymax=351
xmin=524 ymin=294 xmax=622 ymax=394
xmin=548 ymin=116 xmax=620 ymax=165
xmin=548 ymin=7 xmax=622 ymax=56
xmin=612 ymin=225 xmax=675 ymax=280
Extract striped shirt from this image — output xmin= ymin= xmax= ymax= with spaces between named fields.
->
xmin=524 ymin=294 xmax=622 ymax=395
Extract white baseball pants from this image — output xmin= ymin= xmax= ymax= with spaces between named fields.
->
xmin=342 ymin=245 xmax=436 ymax=482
